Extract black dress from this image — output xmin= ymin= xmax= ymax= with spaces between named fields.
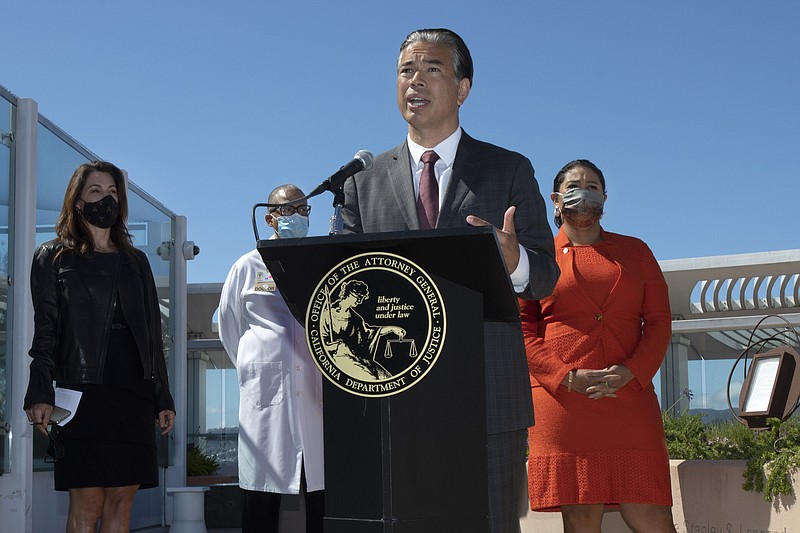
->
xmin=54 ymin=252 xmax=158 ymax=490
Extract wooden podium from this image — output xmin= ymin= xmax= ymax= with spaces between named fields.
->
xmin=258 ymin=226 xmax=518 ymax=533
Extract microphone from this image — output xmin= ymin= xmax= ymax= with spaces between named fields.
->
xmin=309 ymin=150 xmax=374 ymax=197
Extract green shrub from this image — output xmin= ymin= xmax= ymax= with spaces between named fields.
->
xmin=663 ymin=412 xmax=711 ymax=460
xmin=705 ymin=420 xmax=761 ymax=460
xmin=187 ymin=444 xmax=221 ymax=477
xmin=741 ymin=418 xmax=800 ymax=501
xmin=663 ymin=412 xmax=800 ymax=502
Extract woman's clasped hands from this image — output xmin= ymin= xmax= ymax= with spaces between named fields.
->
xmin=567 ymin=364 xmax=634 ymax=399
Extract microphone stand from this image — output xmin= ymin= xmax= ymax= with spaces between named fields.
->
xmin=328 ymin=185 xmax=345 ymax=236
xmin=250 ymin=176 xmax=352 ymax=242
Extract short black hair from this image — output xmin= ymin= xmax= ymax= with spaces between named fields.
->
xmin=268 ymin=184 xmax=305 ymax=204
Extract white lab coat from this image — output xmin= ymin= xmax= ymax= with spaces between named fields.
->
xmin=219 ymin=249 xmax=324 ymax=493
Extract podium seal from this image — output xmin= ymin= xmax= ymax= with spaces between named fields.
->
xmin=306 ymin=251 xmax=446 ymax=397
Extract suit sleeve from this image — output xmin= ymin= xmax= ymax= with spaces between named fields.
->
xmin=510 ymin=157 xmax=559 ymax=300
xmin=621 ymin=242 xmax=672 ymax=391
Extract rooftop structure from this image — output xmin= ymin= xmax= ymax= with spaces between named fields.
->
xmin=2 ymin=83 xmax=798 ymax=532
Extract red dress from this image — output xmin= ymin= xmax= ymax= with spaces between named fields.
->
xmin=521 ymin=228 xmax=673 ymax=511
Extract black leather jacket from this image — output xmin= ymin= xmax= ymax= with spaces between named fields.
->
xmin=23 ymin=240 xmax=175 ymax=414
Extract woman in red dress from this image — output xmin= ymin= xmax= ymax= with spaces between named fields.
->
xmin=521 ymin=159 xmax=677 ymax=532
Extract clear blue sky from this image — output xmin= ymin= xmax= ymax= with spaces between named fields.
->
xmin=4 ymin=1 xmax=798 ymax=284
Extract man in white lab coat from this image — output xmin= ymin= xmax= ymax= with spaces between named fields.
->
xmin=219 ymin=184 xmax=324 ymax=533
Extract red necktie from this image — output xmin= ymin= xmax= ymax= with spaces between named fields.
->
xmin=417 ymin=150 xmax=440 ymax=229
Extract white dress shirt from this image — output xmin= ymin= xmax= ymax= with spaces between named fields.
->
xmin=406 ymin=128 xmax=531 ymax=291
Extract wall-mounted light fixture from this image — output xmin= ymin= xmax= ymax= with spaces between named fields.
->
xmin=727 ymin=315 xmax=800 ymax=431
xmin=737 ymin=346 xmax=800 ymax=430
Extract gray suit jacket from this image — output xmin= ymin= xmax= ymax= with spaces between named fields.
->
xmin=342 ymin=131 xmax=559 ymax=434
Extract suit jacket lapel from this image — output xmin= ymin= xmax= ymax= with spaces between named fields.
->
xmin=386 ymin=142 xmax=421 ymax=230
xmin=439 ymin=132 xmax=478 ymax=228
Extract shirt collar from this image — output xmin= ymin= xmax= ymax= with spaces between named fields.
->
xmin=407 ymin=127 xmax=462 ymax=168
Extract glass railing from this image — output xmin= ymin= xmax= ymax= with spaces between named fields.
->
xmin=0 ymin=93 xmax=12 ymax=473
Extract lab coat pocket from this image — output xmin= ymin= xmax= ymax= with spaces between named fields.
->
xmin=242 ymin=361 xmax=284 ymax=409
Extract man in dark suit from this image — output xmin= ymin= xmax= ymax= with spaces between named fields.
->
xmin=342 ymin=28 xmax=559 ymax=533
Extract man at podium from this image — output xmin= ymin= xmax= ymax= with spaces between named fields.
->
xmin=342 ymin=28 xmax=559 ymax=533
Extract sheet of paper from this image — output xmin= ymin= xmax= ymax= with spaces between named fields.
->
xmin=742 ymin=357 xmax=780 ymax=413
xmin=54 ymin=387 xmax=83 ymax=425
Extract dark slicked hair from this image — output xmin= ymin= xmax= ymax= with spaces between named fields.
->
xmin=552 ymin=159 xmax=606 ymax=194
xmin=55 ymin=160 xmax=134 ymax=259
xmin=398 ymin=28 xmax=474 ymax=87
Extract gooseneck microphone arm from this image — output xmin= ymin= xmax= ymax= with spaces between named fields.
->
xmin=250 ymin=150 xmax=373 ymax=243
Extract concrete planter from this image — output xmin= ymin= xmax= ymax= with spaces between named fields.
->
xmin=187 ymin=462 xmax=799 ymax=532
xmin=520 ymin=460 xmax=799 ymax=533
xmin=186 ymin=475 xmax=238 ymax=486
xmin=185 ymin=478 xmax=306 ymax=532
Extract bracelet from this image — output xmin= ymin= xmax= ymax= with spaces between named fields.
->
xmin=567 ymin=370 xmax=574 ymax=392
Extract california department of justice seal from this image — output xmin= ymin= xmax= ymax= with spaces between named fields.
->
xmin=305 ymin=251 xmax=446 ymax=398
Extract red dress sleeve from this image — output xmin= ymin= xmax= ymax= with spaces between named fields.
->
xmin=619 ymin=242 xmax=672 ymax=390
xmin=520 ymin=298 xmax=573 ymax=394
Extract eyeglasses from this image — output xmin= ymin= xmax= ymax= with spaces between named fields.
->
xmin=270 ymin=205 xmax=311 ymax=217
xmin=36 ymin=423 xmax=65 ymax=463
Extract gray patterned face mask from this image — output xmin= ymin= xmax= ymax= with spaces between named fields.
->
xmin=558 ymin=188 xmax=604 ymax=228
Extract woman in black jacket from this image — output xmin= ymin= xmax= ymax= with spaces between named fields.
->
xmin=24 ymin=161 xmax=176 ymax=533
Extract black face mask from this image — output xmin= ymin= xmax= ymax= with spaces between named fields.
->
xmin=80 ymin=194 xmax=120 ymax=229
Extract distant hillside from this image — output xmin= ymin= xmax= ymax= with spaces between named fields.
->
xmin=688 ymin=408 xmax=737 ymax=424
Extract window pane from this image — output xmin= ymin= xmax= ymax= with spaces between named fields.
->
xmin=188 ymin=347 xmax=238 ymax=478
xmin=127 ymin=189 xmax=175 ymax=466
xmin=35 ymin=122 xmax=90 ymax=245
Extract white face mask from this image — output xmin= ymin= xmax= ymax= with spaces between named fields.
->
xmin=276 ymin=213 xmax=309 ymax=239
